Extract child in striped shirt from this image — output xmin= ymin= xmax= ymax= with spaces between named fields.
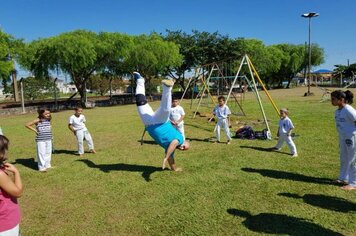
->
xmin=25 ymin=108 xmax=53 ymax=172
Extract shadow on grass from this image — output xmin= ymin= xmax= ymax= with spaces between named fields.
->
xmin=187 ymin=137 xmax=213 ymax=143
xmin=240 ymin=145 xmax=290 ymax=155
xmin=185 ymin=123 xmax=212 ymax=133
xmin=77 ymin=159 xmax=163 ymax=182
xmin=137 ymin=140 xmax=157 ymax=145
xmin=53 ymin=149 xmax=78 ymax=155
xmin=227 ymin=208 xmax=342 ymax=235
xmin=13 ymin=158 xmax=37 ymax=170
xmin=278 ymin=193 xmax=356 ymax=213
xmin=241 ymin=168 xmax=337 ymax=186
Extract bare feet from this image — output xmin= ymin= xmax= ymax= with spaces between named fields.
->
xmin=39 ymin=169 xmax=47 ymax=173
xmin=341 ymin=185 xmax=356 ymax=190
xmin=227 ymin=141 xmax=231 ymax=145
xmin=162 ymin=158 xmax=168 ymax=170
xmin=79 ymin=154 xmax=84 ymax=158
xmin=174 ymin=167 xmax=183 ymax=172
xmin=90 ymin=149 xmax=96 ymax=154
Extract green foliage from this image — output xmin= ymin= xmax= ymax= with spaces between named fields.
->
xmin=22 ymin=76 xmax=58 ymax=100
xmin=127 ymin=33 xmax=182 ymax=79
xmin=0 ymin=30 xmax=24 ymax=81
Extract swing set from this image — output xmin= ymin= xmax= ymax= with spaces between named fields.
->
xmin=181 ymin=55 xmax=280 ymax=140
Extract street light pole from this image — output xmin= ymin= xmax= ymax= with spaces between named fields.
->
xmin=302 ymin=12 xmax=319 ymax=96
xmin=20 ymin=77 xmax=26 ymax=113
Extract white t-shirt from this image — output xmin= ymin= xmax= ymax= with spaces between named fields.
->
xmin=278 ymin=117 xmax=294 ymax=134
xmin=170 ymin=105 xmax=185 ymax=125
xmin=213 ymin=105 xmax=231 ymax=120
xmin=335 ymin=104 xmax=356 ymax=137
xmin=69 ymin=114 xmax=87 ymax=131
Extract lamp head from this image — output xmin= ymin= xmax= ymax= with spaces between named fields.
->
xmin=301 ymin=12 xmax=319 ymax=18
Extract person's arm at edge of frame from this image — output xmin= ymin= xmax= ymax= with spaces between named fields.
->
xmin=0 ymin=163 xmax=23 ymax=198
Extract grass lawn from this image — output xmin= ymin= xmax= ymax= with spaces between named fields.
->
xmin=1 ymin=86 xmax=355 ymax=235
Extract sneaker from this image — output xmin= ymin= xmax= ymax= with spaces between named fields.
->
xmin=162 ymin=79 xmax=174 ymax=87
xmin=133 ymin=72 xmax=143 ymax=80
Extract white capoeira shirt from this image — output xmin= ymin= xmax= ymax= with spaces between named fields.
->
xmin=170 ymin=105 xmax=185 ymax=126
xmin=213 ymin=104 xmax=231 ymax=120
xmin=335 ymin=104 xmax=356 ymax=138
xmin=278 ymin=117 xmax=294 ymax=134
xmin=69 ymin=114 xmax=87 ymax=131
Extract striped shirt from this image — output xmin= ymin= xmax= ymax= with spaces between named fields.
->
xmin=36 ymin=119 xmax=52 ymax=141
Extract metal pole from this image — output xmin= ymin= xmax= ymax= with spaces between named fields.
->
xmin=54 ymin=78 xmax=58 ymax=111
xmin=20 ymin=78 xmax=25 ymax=113
xmin=307 ymin=17 xmax=312 ymax=95
xmin=12 ymin=70 xmax=20 ymax=102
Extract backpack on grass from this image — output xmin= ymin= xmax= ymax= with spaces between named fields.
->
xmin=235 ymin=126 xmax=255 ymax=139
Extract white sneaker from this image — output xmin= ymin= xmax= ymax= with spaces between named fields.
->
xmin=162 ymin=79 xmax=174 ymax=87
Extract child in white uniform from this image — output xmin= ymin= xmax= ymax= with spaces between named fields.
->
xmin=331 ymin=90 xmax=356 ymax=191
xmin=68 ymin=107 xmax=96 ymax=157
xmin=169 ymin=97 xmax=186 ymax=140
xmin=273 ymin=108 xmax=298 ymax=157
xmin=209 ymin=96 xmax=232 ymax=144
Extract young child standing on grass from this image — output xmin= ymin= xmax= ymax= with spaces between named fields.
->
xmin=272 ymin=108 xmax=298 ymax=157
xmin=209 ymin=96 xmax=232 ymax=144
xmin=331 ymin=90 xmax=356 ymax=190
xmin=169 ymin=97 xmax=186 ymax=140
xmin=68 ymin=107 xmax=96 ymax=157
xmin=0 ymin=135 xmax=23 ymax=236
xmin=25 ymin=108 xmax=53 ymax=172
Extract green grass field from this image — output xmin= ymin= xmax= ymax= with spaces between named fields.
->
xmin=1 ymin=86 xmax=355 ymax=235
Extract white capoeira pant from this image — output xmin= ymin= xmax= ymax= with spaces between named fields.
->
xmin=338 ymin=134 xmax=356 ymax=186
xmin=36 ymin=140 xmax=52 ymax=171
xmin=75 ymin=129 xmax=94 ymax=155
xmin=215 ymin=118 xmax=231 ymax=142
xmin=275 ymin=133 xmax=297 ymax=154
xmin=0 ymin=224 xmax=20 ymax=236
xmin=136 ymin=78 xmax=171 ymax=126
xmin=175 ymin=123 xmax=185 ymax=140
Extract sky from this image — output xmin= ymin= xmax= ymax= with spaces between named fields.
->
xmin=1 ymin=0 xmax=355 ymax=78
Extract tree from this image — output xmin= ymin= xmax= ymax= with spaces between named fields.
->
xmin=22 ymin=76 xmax=58 ymax=100
xmin=126 ymin=33 xmax=182 ymax=80
xmin=19 ymin=30 xmax=133 ymax=107
xmin=0 ymin=30 xmax=24 ymax=99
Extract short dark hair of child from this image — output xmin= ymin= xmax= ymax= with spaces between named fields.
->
xmin=218 ymin=96 xmax=226 ymax=101
xmin=331 ymin=90 xmax=354 ymax=104
xmin=75 ymin=106 xmax=83 ymax=111
xmin=172 ymin=96 xmax=179 ymax=101
xmin=0 ymin=135 xmax=9 ymax=167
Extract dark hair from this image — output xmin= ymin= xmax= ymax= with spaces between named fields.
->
xmin=38 ymin=108 xmax=51 ymax=121
xmin=331 ymin=90 xmax=354 ymax=104
xmin=218 ymin=95 xmax=226 ymax=101
xmin=75 ymin=106 xmax=83 ymax=111
xmin=0 ymin=135 xmax=9 ymax=167
xmin=172 ymin=96 xmax=179 ymax=101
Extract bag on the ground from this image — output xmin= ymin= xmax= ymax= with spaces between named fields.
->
xmin=254 ymin=129 xmax=268 ymax=140
xmin=235 ymin=126 xmax=255 ymax=139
